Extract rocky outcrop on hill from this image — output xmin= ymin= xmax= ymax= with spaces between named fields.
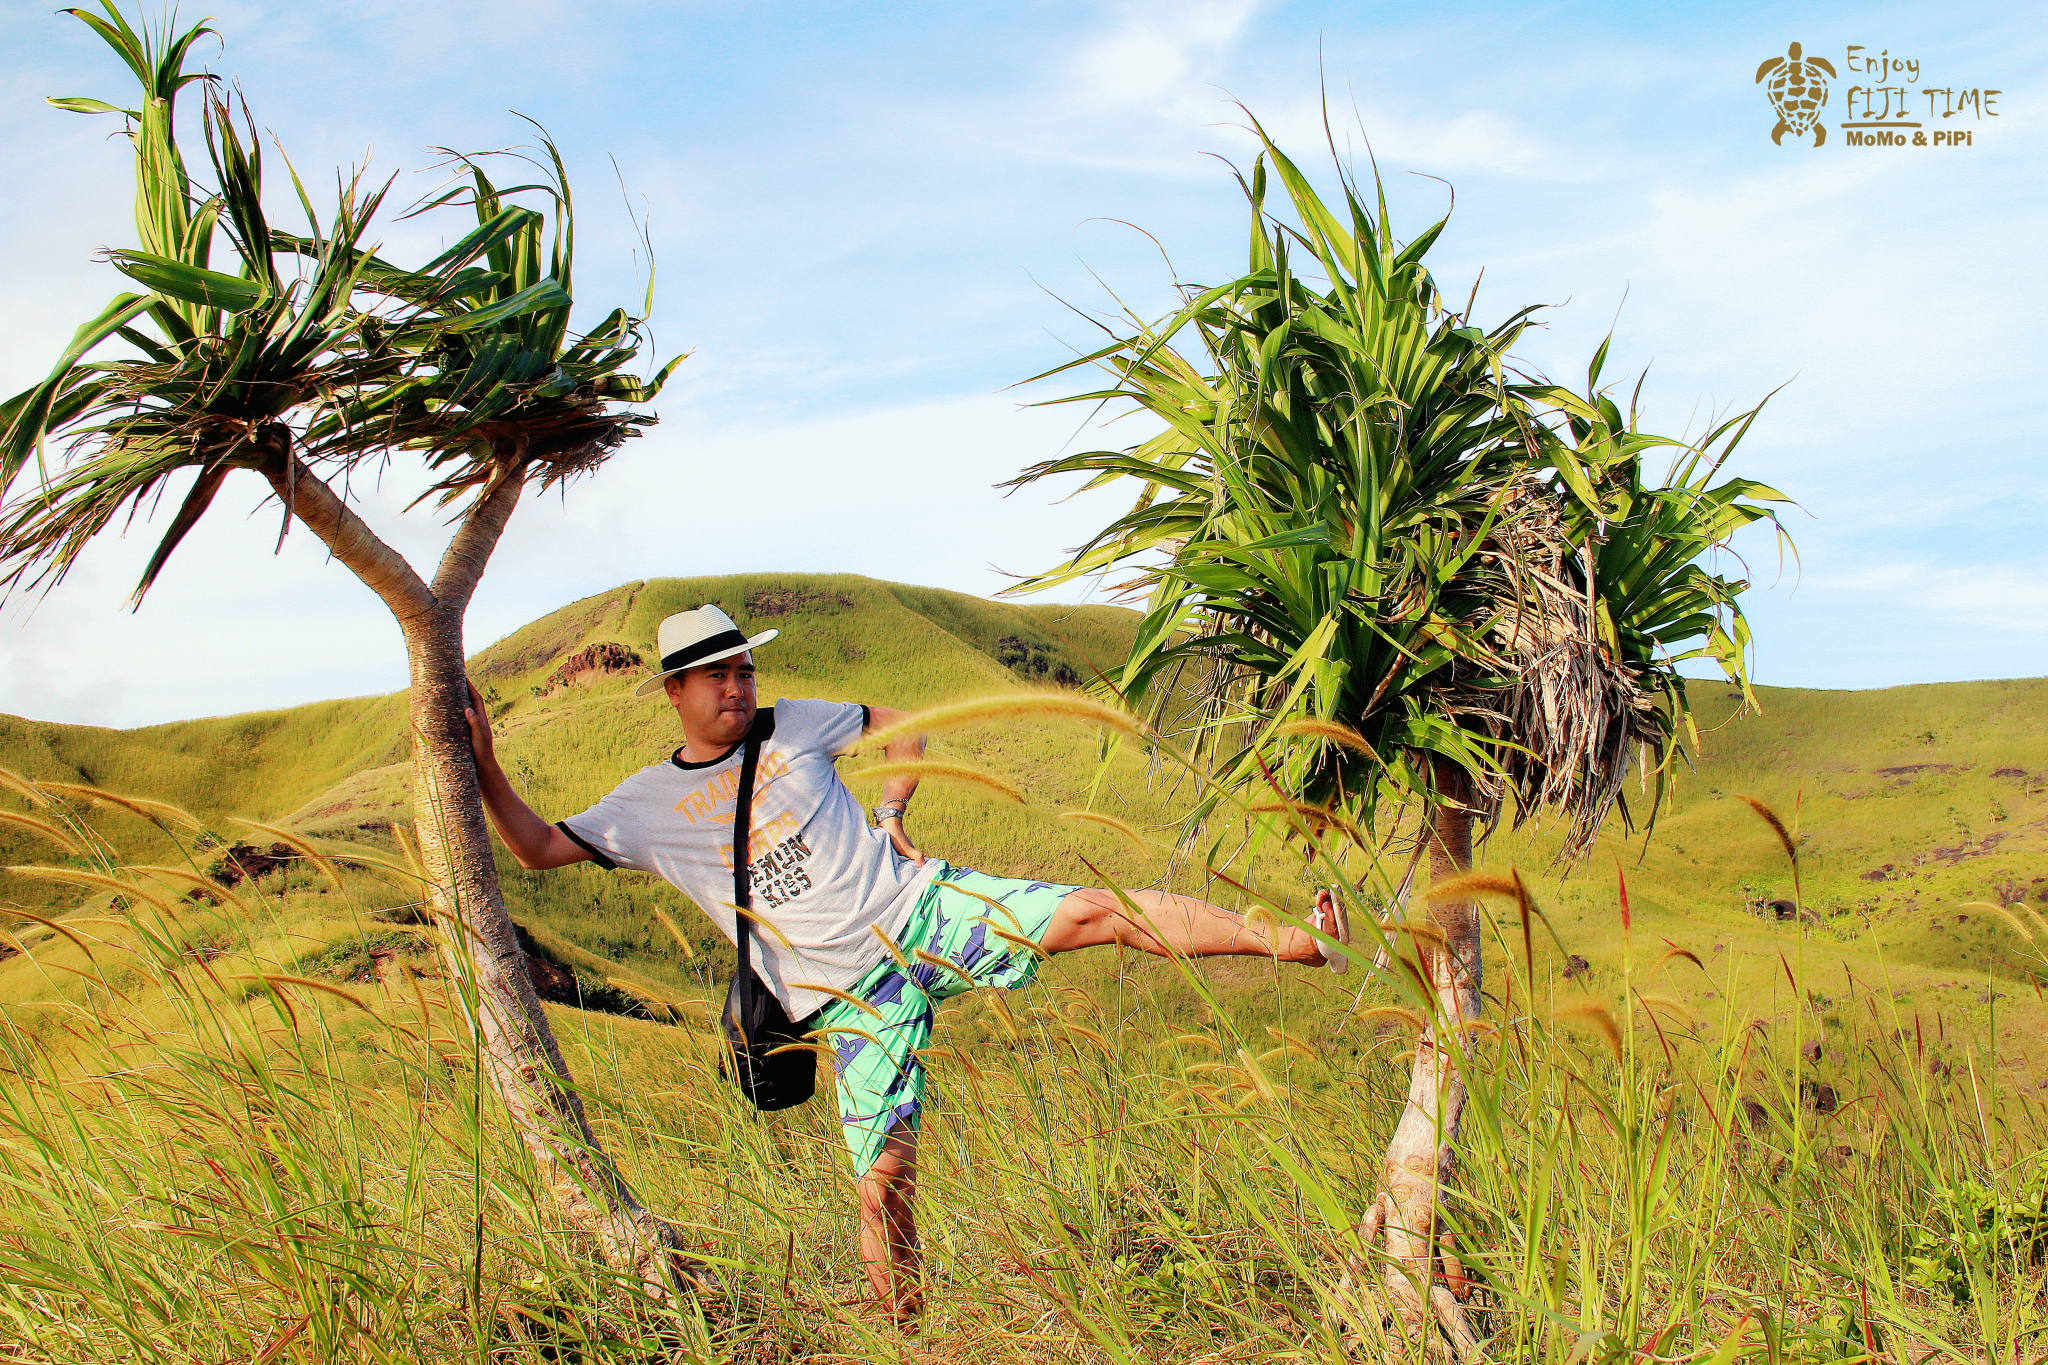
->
xmin=542 ymin=642 xmax=644 ymax=692
xmin=470 ymin=587 xmax=639 ymax=683
xmin=209 ymin=843 xmax=298 ymax=889
xmin=511 ymin=923 xmax=664 ymax=1021
xmin=993 ymin=634 xmax=1081 ymax=686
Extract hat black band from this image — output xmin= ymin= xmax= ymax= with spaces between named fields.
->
xmin=660 ymin=630 xmax=750 ymax=674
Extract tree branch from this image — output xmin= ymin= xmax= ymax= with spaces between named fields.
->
xmin=262 ymin=456 xmax=435 ymax=625
xmin=430 ymin=455 xmax=527 ymax=615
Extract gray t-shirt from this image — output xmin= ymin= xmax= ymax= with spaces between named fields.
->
xmin=558 ymin=698 xmax=936 ymax=1018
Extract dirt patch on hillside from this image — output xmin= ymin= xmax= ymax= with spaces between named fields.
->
xmin=284 ymin=762 xmax=410 ymax=833
xmin=1875 ymin=763 xmax=1957 ymax=779
xmin=744 ymin=586 xmax=856 ymax=617
xmin=512 ymin=923 xmax=663 ymax=1020
xmin=1929 ymin=832 xmax=2008 ymax=866
xmin=541 ymin=642 xmax=644 ymax=691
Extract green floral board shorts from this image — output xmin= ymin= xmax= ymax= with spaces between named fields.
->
xmin=811 ymin=860 xmax=1076 ymax=1176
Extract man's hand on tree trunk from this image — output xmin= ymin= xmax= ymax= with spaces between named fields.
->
xmin=464 ymin=680 xmax=498 ymax=765
xmin=461 ymin=680 xmax=590 ymax=870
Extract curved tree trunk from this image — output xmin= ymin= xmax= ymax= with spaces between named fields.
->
xmin=265 ymin=455 xmax=702 ymax=1302
xmin=1345 ymin=756 xmax=1482 ymax=1355
xmin=403 ymin=608 xmax=704 ymax=1299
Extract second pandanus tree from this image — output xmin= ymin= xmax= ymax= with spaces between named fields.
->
xmin=0 ymin=6 xmax=695 ymax=1296
xmin=1007 ymin=120 xmax=1786 ymax=1350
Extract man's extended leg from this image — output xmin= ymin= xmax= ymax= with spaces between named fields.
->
xmin=1040 ymin=886 xmax=1340 ymax=963
xmin=857 ymin=1119 xmax=920 ymax=1322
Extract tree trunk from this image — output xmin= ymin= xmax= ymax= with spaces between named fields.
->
xmin=1343 ymin=755 xmax=1482 ymax=1354
xmin=402 ymin=608 xmax=703 ymax=1300
xmin=262 ymin=454 xmax=703 ymax=1302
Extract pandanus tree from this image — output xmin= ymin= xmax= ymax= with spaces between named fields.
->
xmin=0 ymin=5 xmax=694 ymax=1296
xmin=1008 ymin=122 xmax=1787 ymax=1349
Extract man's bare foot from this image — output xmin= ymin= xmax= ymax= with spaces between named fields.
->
xmin=1296 ymin=888 xmax=1349 ymax=973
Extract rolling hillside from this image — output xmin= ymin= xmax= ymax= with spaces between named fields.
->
xmin=2 ymin=571 xmax=2042 ymax=1069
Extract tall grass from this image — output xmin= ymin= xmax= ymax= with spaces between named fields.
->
xmin=0 ymin=776 xmax=2044 ymax=1358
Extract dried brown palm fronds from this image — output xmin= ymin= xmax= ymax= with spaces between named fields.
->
xmin=1444 ymin=476 xmax=1668 ymax=859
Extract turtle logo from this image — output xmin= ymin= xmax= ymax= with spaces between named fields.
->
xmin=1756 ymin=42 xmax=1836 ymax=146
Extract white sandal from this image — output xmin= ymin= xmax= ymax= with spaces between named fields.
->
xmin=1310 ymin=890 xmax=1349 ymax=975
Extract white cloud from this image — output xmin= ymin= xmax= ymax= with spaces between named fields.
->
xmin=0 ymin=393 xmax=1142 ymax=728
xmin=1811 ymin=559 xmax=2048 ymax=636
xmin=1070 ymin=0 xmax=1258 ymax=108
xmin=1 ymin=1 xmax=2042 ymax=725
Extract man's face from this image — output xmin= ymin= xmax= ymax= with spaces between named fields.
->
xmin=664 ymin=653 xmax=756 ymax=748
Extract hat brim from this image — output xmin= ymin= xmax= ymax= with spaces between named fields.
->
xmin=634 ymin=629 xmax=779 ymax=696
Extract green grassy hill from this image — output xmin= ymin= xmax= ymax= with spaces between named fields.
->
xmin=1494 ymin=677 xmax=2048 ymax=1084
xmin=2 ymin=572 xmax=2043 ymax=1062
xmin=4 ymin=573 xmax=2045 ymax=1361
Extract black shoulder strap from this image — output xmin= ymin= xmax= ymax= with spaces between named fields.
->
xmin=729 ymin=711 xmax=769 ymax=978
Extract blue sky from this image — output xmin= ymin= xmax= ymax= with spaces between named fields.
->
xmin=0 ymin=0 xmax=2041 ymax=726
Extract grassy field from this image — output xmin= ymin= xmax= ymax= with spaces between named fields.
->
xmin=0 ymin=572 xmax=2043 ymax=1361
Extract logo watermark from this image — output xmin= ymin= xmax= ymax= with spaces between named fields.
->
xmin=1754 ymin=43 xmax=1999 ymax=148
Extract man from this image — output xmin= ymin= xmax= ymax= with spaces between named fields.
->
xmin=464 ymin=604 xmax=1347 ymax=1324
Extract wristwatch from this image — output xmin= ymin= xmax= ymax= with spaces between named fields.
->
xmin=872 ymin=802 xmax=909 ymax=825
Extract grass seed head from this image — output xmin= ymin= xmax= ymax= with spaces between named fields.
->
xmin=1733 ymin=793 xmax=1797 ymax=867
xmin=129 ymin=864 xmax=249 ymax=915
xmin=789 ymin=982 xmax=885 ymax=1022
xmin=1423 ymin=871 xmax=1521 ymax=903
xmin=1057 ymin=809 xmax=1150 ymax=852
xmin=1557 ymin=999 xmax=1624 ymax=1059
xmin=1356 ymin=1004 xmax=1428 ymax=1033
xmin=0 ymin=766 xmax=51 ymax=808
xmin=37 ymin=781 xmax=204 ymax=833
xmin=0 ymin=809 xmax=85 ymax=857
xmin=1636 ymin=993 xmax=1694 ymax=1028
xmin=1270 ymin=717 xmax=1381 ymax=761
xmin=846 ymin=760 xmax=1023 ymax=804
xmin=649 ymin=904 xmax=699 ymax=957
xmin=6 ymin=865 xmax=179 ymax=915
xmin=1961 ymin=901 xmax=2035 ymax=942
xmin=1653 ymin=946 xmax=1707 ymax=975
xmin=854 ymin=693 xmax=1143 ymax=753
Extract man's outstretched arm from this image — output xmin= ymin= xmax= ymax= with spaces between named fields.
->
xmin=864 ymin=705 xmax=925 ymax=866
xmin=464 ymin=681 xmax=591 ymax=870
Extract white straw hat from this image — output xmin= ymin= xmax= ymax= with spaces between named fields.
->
xmin=634 ymin=604 xmax=777 ymax=696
